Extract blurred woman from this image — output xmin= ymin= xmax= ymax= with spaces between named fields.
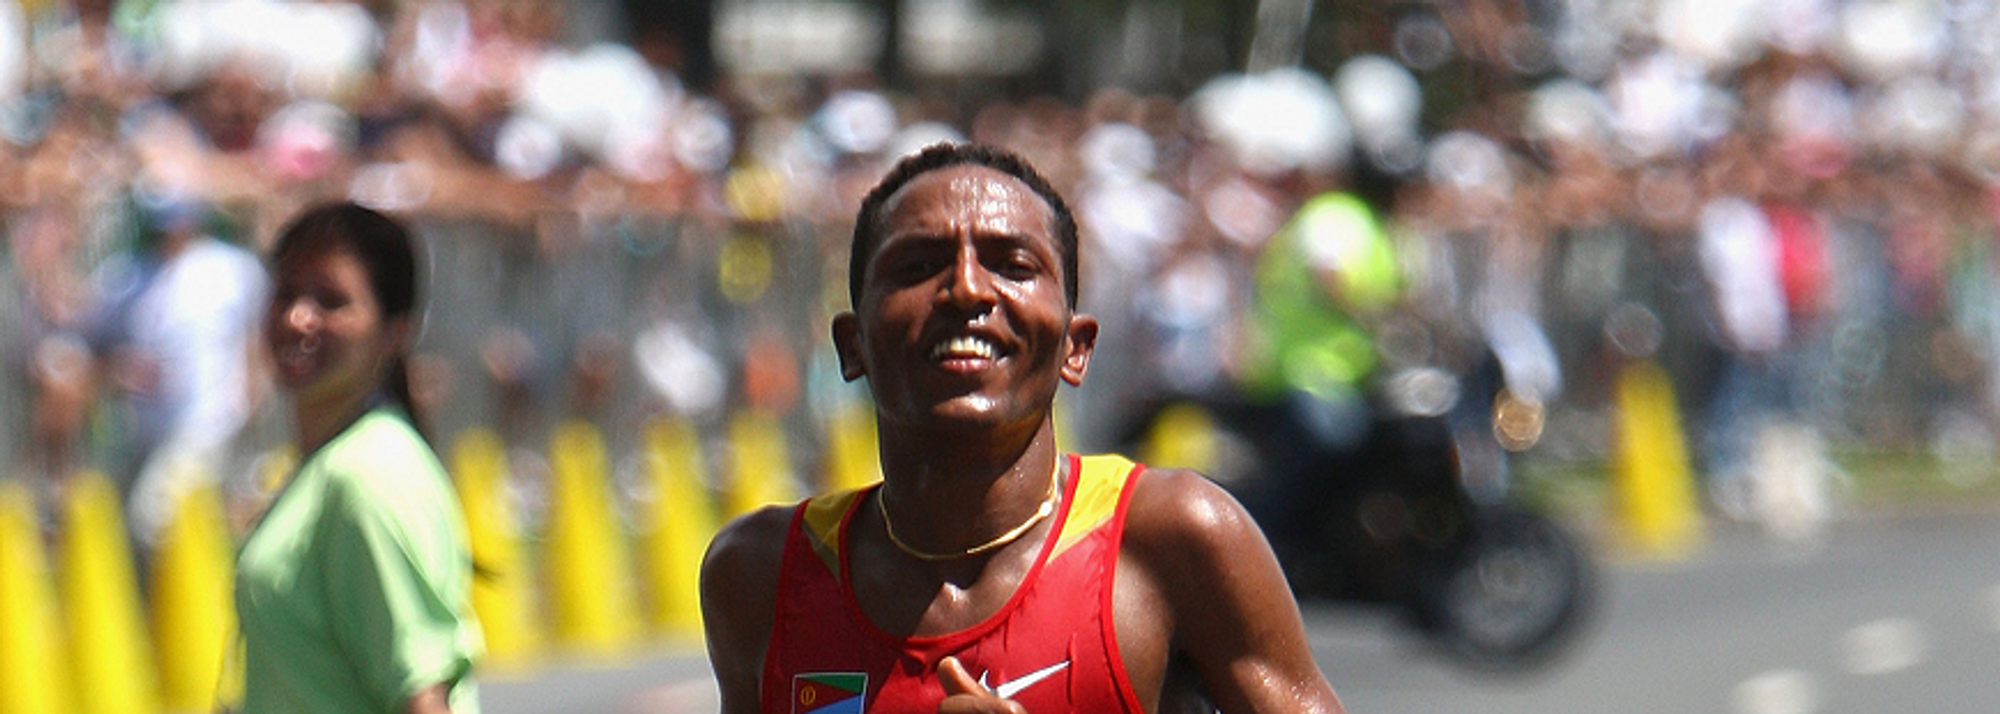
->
xmin=236 ymin=202 xmax=481 ymax=714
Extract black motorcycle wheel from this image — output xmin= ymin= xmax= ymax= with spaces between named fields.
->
xmin=1418 ymin=506 xmax=1591 ymax=670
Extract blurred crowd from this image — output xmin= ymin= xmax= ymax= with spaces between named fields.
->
xmin=8 ymin=0 xmax=2000 ymax=543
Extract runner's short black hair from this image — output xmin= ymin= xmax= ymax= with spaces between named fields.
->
xmin=849 ymin=143 xmax=1079 ymax=308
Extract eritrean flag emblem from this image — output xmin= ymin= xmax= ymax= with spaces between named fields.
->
xmin=792 ymin=672 xmax=867 ymax=714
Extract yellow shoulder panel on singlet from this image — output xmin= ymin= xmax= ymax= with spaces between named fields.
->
xmin=1052 ymin=454 xmax=1141 ymax=558
xmin=802 ymin=487 xmax=869 ymax=573
xmin=804 ymin=455 xmax=1141 ymax=569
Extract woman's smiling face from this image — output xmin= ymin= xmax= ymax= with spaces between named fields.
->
xmin=835 ymin=164 xmax=1096 ymax=432
xmin=265 ymin=246 xmax=404 ymax=408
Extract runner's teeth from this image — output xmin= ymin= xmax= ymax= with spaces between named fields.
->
xmin=932 ymin=336 xmax=997 ymax=360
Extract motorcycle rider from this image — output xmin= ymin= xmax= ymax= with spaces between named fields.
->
xmin=1233 ymin=182 xmax=1406 ymax=561
xmin=1243 ymin=188 xmax=1403 ymax=430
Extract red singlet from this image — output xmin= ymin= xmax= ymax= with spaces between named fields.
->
xmin=761 ymin=454 xmax=1148 ymax=714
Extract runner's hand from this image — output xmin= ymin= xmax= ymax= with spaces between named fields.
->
xmin=938 ymin=656 xmax=1028 ymax=714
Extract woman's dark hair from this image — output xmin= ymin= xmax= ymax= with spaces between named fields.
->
xmin=849 ymin=143 xmax=1080 ymax=309
xmin=269 ymin=201 xmax=427 ymax=439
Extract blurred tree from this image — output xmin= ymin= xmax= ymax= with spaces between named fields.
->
xmin=875 ymin=0 xmax=905 ymax=88
xmin=623 ymin=0 xmax=717 ymax=91
xmin=849 ymin=0 xmax=1448 ymax=99
xmin=981 ymin=0 xmax=1256 ymax=96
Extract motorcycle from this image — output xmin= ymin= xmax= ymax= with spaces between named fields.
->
xmin=1118 ymin=346 xmax=1592 ymax=670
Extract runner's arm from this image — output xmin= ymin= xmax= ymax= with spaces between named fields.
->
xmin=1121 ymin=468 xmax=1345 ymax=714
xmin=701 ymin=507 xmax=793 ymax=714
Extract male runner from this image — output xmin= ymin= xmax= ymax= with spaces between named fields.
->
xmin=701 ymin=143 xmax=1345 ymax=714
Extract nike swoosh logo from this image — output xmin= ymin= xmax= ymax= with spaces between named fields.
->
xmin=977 ymin=660 xmax=1072 ymax=699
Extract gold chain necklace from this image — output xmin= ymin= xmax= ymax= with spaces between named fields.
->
xmin=878 ymin=466 xmax=1061 ymax=561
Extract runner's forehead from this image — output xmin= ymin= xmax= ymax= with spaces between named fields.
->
xmin=877 ymin=166 xmax=1056 ymax=244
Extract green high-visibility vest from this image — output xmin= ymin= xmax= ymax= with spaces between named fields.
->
xmin=1244 ymin=192 xmax=1400 ymax=399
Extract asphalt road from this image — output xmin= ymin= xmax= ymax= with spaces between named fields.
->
xmin=1320 ymin=513 xmax=2000 ymax=714
xmin=486 ymin=512 xmax=2000 ymax=714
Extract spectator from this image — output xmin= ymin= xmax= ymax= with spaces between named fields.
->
xmin=84 ymin=185 xmax=266 ymax=548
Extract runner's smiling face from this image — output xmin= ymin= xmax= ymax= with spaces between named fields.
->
xmin=835 ymin=164 xmax=1096 ymax=431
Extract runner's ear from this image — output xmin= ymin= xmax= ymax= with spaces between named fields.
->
xmin=1060 ymin=314 xmax=1097 ymax=387
xmin=832 ymin=312 xmax=866 ymax=382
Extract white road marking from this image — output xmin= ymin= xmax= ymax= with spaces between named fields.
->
xmin=623 ymin=677 xmax=720 ymax=714
xmin=1841 ymin=618 xmax=1926 ymax=675
xmin=1985 ymin=585 xmax=2000 ymax=633
xmin=1732 ymin=669 xmax=1819 ymax=714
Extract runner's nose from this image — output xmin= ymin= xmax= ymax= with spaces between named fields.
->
xmin=943 ymin=246 xmax=997 ymax=312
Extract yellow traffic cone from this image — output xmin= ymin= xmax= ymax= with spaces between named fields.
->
xmin=59 ymin=471 xmax=160 ymax=714
xmin=256 ymin=447 xmax=297 ymax=494
xmin=723 ymin=409 xmax=796 ymax=519
xmin=822 ymin=402 xmax=879 ymax=493
xmin=543 ymin=420 xmax=640 ymax=658
xmin=150 ymin=482 xmax=236 ymax=713
xmin=450 ymin=429 xmax=540 ymax=671
xmin=1053 ymin=400 xmax=1076 ymax=456
xmin=0 ymin=480 xmax=70 ymax=714
xmin=639 ymin=418 xmax=718 ymax=641
xmin=1612 ymin=360 xmax=1704 ymax=559
xmin=1138 ymin=403 xmax=1220 ymax=472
